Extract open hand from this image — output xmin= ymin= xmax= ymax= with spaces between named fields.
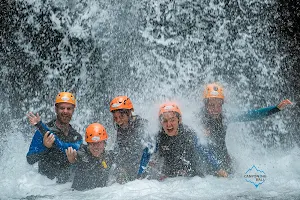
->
xmin=277 ymin=99 xmax=292 ymax=110
xmin=216 ymin=169 xmax=228 ymax=177
xmin=43 ymin=132 xmax=55 ymax=148
xmin=27 ymin=112 xmax=41 ymax=126
xmin=66 ymin=147 xmax=77 ymax=163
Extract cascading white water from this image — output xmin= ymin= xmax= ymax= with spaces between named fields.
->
xmin=0 ymin=0 xmax=299 ymax=199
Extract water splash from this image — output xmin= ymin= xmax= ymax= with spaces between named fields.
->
xmin=0 ymin=0 xmax=298 ymax=199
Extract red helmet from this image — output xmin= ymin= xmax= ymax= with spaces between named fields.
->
xmin=203 ymin=83 xmax=224 ymax=100
xmin=85 ymin=123 xmax=108 ymax=143
xmin=159 ymin=102 xmax=182 ymax=116
xmin=109 ymin=96 xmax=134 ymax=112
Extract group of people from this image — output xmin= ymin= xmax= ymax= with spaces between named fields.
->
xmin=26 ymin=83 xmax=292 ymax=191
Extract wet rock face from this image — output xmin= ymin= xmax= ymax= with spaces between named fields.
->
xmin=277 ymin=1 xmax=300 ymax=145
xmin=278 ymin=1 xmax=300 ymax=40
xmin=0 ymin=0 xmax=299 ymax=147
xmin=278 ymin=1 xmax=300 ymax=96
xmin=1 ymin=0 xmax=299 ymax=105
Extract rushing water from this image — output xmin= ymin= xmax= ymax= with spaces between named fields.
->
xmin=0 ymin=0 xmax=299 ymax=199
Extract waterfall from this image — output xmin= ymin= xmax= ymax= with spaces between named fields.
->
xmin=0 ymin=0 xmax=299 ymax=199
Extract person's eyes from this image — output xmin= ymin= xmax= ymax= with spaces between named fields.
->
xmin=170 ymin=118 xmax=176 ymax=122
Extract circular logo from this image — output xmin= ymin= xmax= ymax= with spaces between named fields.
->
xmin=92 ymin=136 xmax=100 ymax=141
xmin=164 ymin=105 xmax=174 ymax=110
xmin=111 ymin=103 xmax=121 ymax=108
xmin=61 ymin=96 xmax=70 ymax=101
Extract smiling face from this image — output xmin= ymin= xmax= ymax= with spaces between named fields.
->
xmin=112 ymin=110 xmax=131 ymax=129
xmin=55 ymin=102 xmax=75 ymax=125
xmin=206 ymin=98 xmax=223 ymax=119
xmin=160 ymin=111 xmax=181 ymax=136
xmin=88 ymin=141 xmax=105 ymax=157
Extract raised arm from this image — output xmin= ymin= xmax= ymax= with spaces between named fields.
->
xmin=230 ymin=99 xmax=292 ymax=123
xmin=27 ymin=112 xmax=82 ymax=153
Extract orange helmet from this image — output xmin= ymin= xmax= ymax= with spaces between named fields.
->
xmin=85 ymin=123 xmax=108 ymax=143
xmin=55 ymin=92 xmax=76 ymax=106
xmin=159 ymin=102 xmax=182 ymax=116
xmin=109 ymin=96 xmax=134 ymax=112
xmin=203 ymin=83 xmax=224 ymax=100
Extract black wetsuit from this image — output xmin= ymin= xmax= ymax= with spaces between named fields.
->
xmin=113 ymin=115 xmax=148 ymax=183
xmin=202 ymin=113 xmax=232 ymax=173
xmin=156 ymin=124 xmax=205 ymax=178
xmin=72 ymin=145 xmax=114 ymax=191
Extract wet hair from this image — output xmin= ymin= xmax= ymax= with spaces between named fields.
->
xmin=55 ymin=103 xmax=75 ymax=108
xmin=159 ymin=111 xmax=181 ymax=122
xmin=111 ymin=109 xmax=131 ymax=116
xmin=203 ymin=98 xmax=224 ymax=106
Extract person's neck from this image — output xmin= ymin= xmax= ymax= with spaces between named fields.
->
xmin=55 ymin=120 xmax=70 ymax=136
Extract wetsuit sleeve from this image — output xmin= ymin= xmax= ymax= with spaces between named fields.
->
xmin=54 ymin=136 xmax=82 ymax=152
xmin=230 ymin=106 xmax=280 ymax=123
xmin=26 ymin=130 xmax=48 ymax=165
xmin=137 ymin=147 xmax=151 ymax=177
xmin=193 ymin=136 xmax=220 ymax=171
xmin=35 ymin=121 xmax=82 ymax=152
xmin=137 ymin=138 xmax=160 ymax=178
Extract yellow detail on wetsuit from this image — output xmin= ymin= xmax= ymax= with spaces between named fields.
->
xmin=102 ymin=160 xmax=107 ymax=169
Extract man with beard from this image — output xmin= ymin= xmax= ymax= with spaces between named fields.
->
xmin=109 ymin=95 xmax=148 ymax=184
xmin=201 ymin=83 xmax=292 ymax=174
xmin=26 ymin=92 xmax=82 ymax=183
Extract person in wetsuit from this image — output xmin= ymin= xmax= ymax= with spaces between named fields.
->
xmin=201 ymin=82 xmax=292 ymax=174
xmin=109 ymin=95 xmax=148 ymax=183
xmin=66 ymin=123 xmax=114 ymax=191
xmin=26 ymin=92 xmax=83 ymax=183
